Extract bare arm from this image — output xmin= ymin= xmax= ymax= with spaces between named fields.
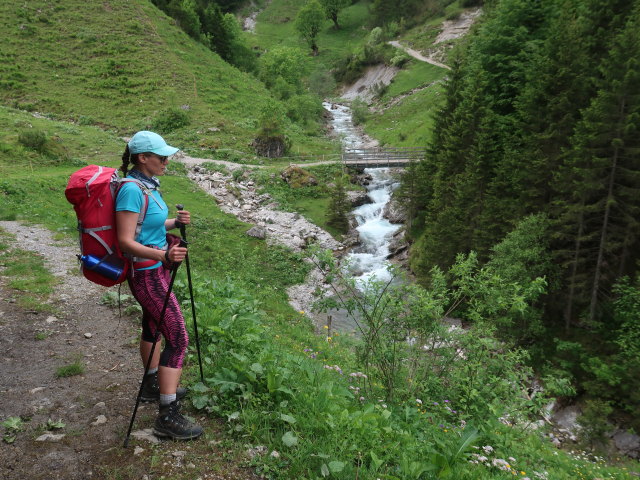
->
xmin=116 ymin=211 xmax=188 ymax=263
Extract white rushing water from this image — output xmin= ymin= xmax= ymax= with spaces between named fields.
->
xmin=348 ymin=169 xmax=401 ymax=285
xmin=323 ymin=101 xmax=363 ymax=148
xmin=323 ymin=102 xmax=402 ymax=287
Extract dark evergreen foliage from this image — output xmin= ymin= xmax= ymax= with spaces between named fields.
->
xmin=409 ymin=0 xmax=640 ymax=329
xmin=406 ymin=0 xmax=640 ymax=417
xmin=151 ymin=0 xmax=257 ymax=72
xmin=326 ymin=174 xmax=351 ymax=233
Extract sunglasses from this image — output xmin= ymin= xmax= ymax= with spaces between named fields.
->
xmin=144 ymin=153 xmax=168 ymax=163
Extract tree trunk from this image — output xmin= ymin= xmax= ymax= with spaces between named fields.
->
xmin=589 ymin=98 xmax=625 ymax=323
xmin=564 ymin=205 xmax=585 ymax=332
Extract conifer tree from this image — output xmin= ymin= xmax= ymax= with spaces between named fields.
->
xmin=201 ymin=3 xmax=233 ymax=61
xmin=326 ymin=173 xmax=351 ymax=233
xmin=557 ymin=7 xmax=640 ymax=323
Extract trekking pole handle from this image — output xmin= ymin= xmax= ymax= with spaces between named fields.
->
xmin=175 ymin=204 xmax=188 ymax=240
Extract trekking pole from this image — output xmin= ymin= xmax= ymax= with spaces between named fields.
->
xmin=123 ymin=246 xmax=184 ymax=448
xmin=175 ymin=204 xmax=204 ymax=383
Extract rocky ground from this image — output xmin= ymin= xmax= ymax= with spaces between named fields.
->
xmin=184 ymin=162 xmax=346 ymax=330
xmin=0 ymin=221 xmax=259 ymax=480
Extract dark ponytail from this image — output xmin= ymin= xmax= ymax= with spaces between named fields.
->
xmin=120 ymin=145 xmax=138 ymax=176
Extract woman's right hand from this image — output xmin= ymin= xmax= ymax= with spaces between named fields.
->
xmin=166 ymin=245 xmax=188 ymax=263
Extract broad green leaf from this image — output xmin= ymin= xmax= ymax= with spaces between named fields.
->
xmin=250 ymin=363 xmax=264 ymax=374
xmin=191 ymin=395 xmax=209 ymax=410
xmin=1 ymin=417 xmax=23 ymax=431
xmin=280 ymin=413 xmax=297 ymax=424
xmin=282 ymin=431 xmax=298 ymax=447
xmin=191 ymin=382 xmax=209 ymax=393
xmin=328 ymin=461 xmax=345 ymax=473
xmin=370 ymin=451 xmax=384 ymax=470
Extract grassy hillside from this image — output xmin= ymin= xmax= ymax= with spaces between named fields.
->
xmin=365 ymin=60 xmax=447 ymax=146
xmin=247 ymin=0 xmax=454 ymax=148
xmin=0 ymin=0 xmax=334 ymax=156
xmin=252 ymin=0 xmax=372 ymax=65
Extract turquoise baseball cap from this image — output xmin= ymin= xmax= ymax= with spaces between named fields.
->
xmin=128 ymin=131 xmax=179 ymax=156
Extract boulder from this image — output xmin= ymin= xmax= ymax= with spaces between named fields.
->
xmin=351 ymin=172 xmax=373 ymax=186
xmin=612 ymin=430 xmax=640 ymax=458
xmin=551 ymin=405 xmax=582 ymax=433
xmin=280 ymin=166 xmax=318 ymax=188
xmin=347 ymin=190 xmax=370 ymax=208
xmin=246 ymin=226 xmax=266 ymax=240
xmin=382 ymin=197 xmax=406 ymax=223
xmin=387 ymin=229 xmax=408 ymax=259
xmin=252 ymin=135 xmax=289 ymax=158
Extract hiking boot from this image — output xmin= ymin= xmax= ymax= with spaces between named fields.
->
xmin=153 ymin=400 xmax=203 ymax=440
xmin=140 ymin=372 xmax=187 ymax=403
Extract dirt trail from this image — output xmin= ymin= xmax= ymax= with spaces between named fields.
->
xmin=0 ymin=221 xmax=257 ymax=480
xmin=388 ymin=40 xmax=451 ymax=70
xmin=388 ymin=7 xmax=482 ymax=69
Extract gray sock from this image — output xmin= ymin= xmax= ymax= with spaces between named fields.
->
xmin=159 ymin=393 xmax=176 ymax=406
xmin=146 ymin=367 xmax=158 ymax=375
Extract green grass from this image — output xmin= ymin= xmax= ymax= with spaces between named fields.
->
xmin=0 ymin=0 xmax=335 ymax=156
xmin=0 ymin=226 xmax=58 ymax=311
xmin=401 ymin=0 xmax=470 ymax=53
xmin=365 ymin=81 xmax=446 ymax=147
xmin=247 ymin=163 xmax=359 ymax=238
xmin=35 ymin=331 xmax=52 ymax=340
xmin=56 ymin=361 xmax=84 ymax=378
xmin=381 ymin=60 xmax=448 ymax=100
xmin=252 ymin=0 xmax=372 ymax=69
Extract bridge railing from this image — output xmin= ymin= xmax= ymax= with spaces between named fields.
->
xmin=342 ymin=147 xmax=426 ymax=167
xmin=282 ymin=147 xmax=426 ymax=168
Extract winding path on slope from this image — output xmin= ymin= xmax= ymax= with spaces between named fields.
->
xmin=388 ymin=40 xmax=451 ymax=70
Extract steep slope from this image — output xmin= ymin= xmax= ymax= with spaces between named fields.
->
xmin=0 ymin=0 xmax=329 ymax=154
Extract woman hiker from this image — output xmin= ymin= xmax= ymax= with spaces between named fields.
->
xmin=116 ymin=130 xmax=203 ymax=441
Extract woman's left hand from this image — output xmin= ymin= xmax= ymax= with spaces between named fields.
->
xmin=176 ymin=210 xmax=190 ymax=226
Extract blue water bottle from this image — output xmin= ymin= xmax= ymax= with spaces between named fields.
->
xmin=79 ymin=254 xmax=123 ymax=281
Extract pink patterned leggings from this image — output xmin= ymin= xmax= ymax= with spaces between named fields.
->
xmin=128 ymin=265 xmax=188 ymax=369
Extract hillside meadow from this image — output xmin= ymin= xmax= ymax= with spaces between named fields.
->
xmin=0 ymin=0 xmax=335 ymax=156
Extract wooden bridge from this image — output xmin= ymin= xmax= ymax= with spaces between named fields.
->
xmin=341 ymin=147 xmax=425 ymax=168
xmin=285 ymin=147 xmax=426 ymax=168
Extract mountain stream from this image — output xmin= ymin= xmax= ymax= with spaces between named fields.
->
xmin=322 ymin=102 xmax=403 ymax=332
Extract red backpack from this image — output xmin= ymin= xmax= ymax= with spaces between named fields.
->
xmin=65 ymin=165 xmax=149 ymax=287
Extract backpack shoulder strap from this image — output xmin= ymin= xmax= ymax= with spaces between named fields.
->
xmin=117 ymin=179 xmax=150 ymax=240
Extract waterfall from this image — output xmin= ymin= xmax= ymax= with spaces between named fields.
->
xmin=347 ymin=169 xmax=401 ymax=285
xmin=323 ymin=102 xmax=403 ymax=287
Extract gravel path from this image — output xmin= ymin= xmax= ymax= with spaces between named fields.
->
xmin=0 ymin=221 xmax=259 ymax=480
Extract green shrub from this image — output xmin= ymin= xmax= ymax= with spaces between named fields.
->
xmin=446 ymin=10 xmax=462 ymax=21
xmin=308 ymin=68 xmax=336 ymax=98
xmin=152 ymin=107 xmax=190 ymax=133
xmin=351 ymin=98 xmax=369 ymax=126
xmin=18 ymin=129 xmax=47 ymax=153
xmin=577 ymin=399 xmax=614 ymax=450
xmin=77 ymin=115 xmax=95 ymax=126
xmin=286 ymin=94 xmax=323 ymax=125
